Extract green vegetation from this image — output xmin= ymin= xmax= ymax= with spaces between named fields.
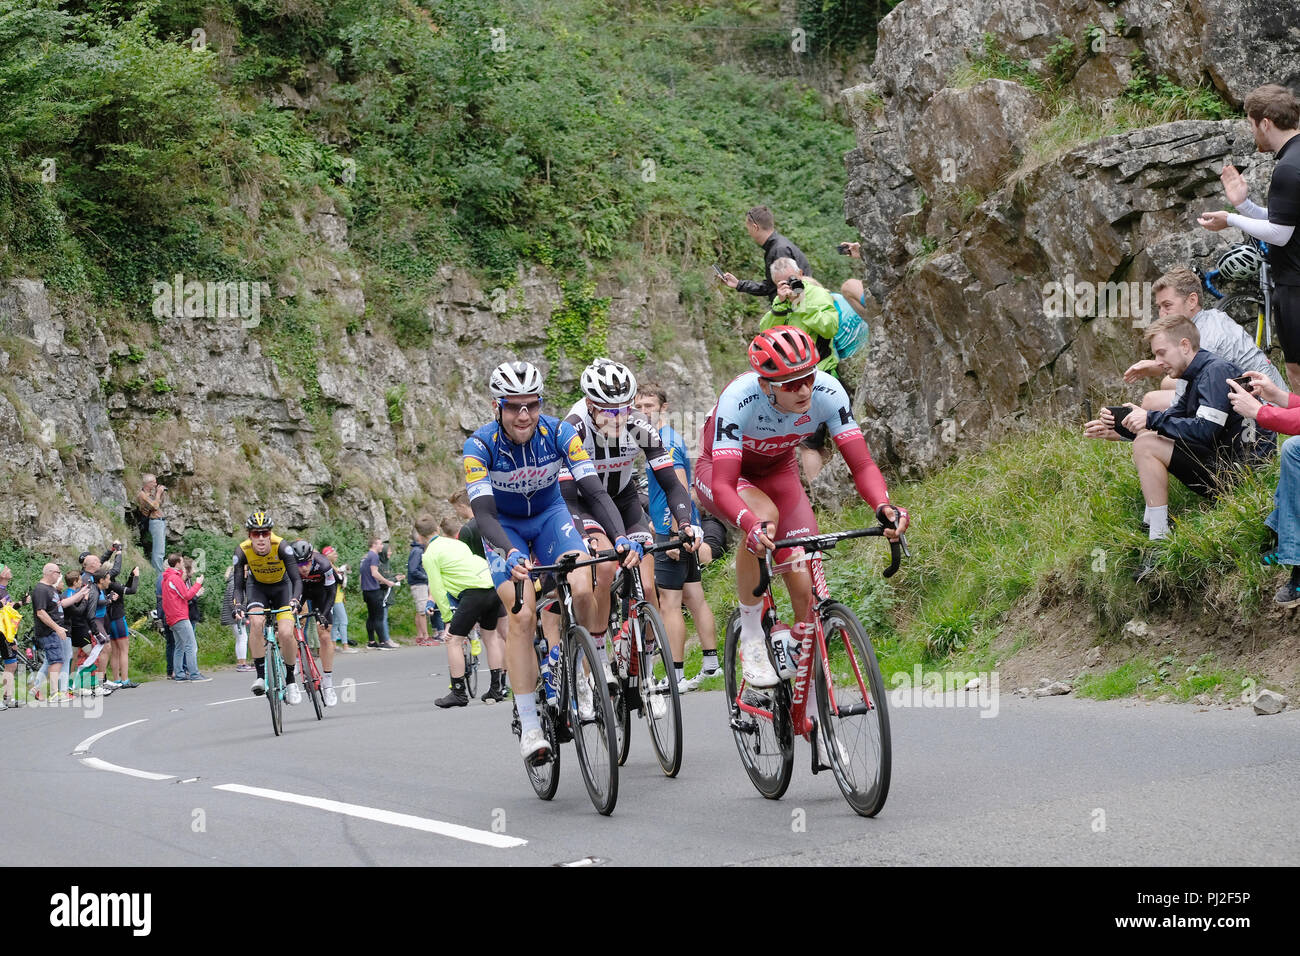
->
xmin=1076 ymin=653 xmax=1255 ymax=702
xmin=543 ymin=281 xmax=610 ymax=404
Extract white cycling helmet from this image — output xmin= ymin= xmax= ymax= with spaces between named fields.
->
xmin=1216 ymin=243 xmax=1264 ymax=282
xmin=580 ymin=358 xmax=637 ymax=406
xmin=489 ymin=361 xmax=544 ymax=400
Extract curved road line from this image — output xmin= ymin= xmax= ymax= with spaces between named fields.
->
xmin=80 ymin=756 xmax=175 ymax=781
xmin=73 ymin=718 xmax=150 ymax=755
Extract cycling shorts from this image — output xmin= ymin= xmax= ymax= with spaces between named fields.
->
xmin=1273 ymin=283 xmax=1300 ymax=365
xmin=568 ymin=487 xmax=654 ymax=545
xmin=494 ymin=501 xmax=588 ymax=576
xmin=245 ymin=579 xmax=295 ymax=622
xmin=302 ymin=583 xmax=336 ymax=626
xmin=449 ymin=587 xmax=505 ymax=637
xmin=694 ymin=452 xmax=817 ymax=564
xmin=106 ymin=618 xmax=128 ymax=641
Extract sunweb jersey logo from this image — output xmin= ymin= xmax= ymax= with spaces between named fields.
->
xmin=50 ymin=886 xmax=151 ymax=936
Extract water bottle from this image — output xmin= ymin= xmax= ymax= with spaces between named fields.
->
xmin=469 ymin=635 xmax=483 ymax=657
xmin=770 ymin=623 xmax=799 ymax=680
xmin=542 ymin=644 xmax=561 ymax=704
xmin=613 ymin=620 xmax=631 ymax=673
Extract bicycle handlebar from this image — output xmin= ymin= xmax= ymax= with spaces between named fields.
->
xmin=752 ymin=525 xmax=906 ymax=599
xmin=509 ymin=550 xmax=628 ymax=614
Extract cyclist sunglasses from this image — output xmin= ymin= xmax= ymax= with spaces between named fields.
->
xmin=773 ymin=372 xmax=816 ymax=393
xmin=248 ymin=530 xmax=272 ymax=538
xmin=500 ymin=399 xmax=541 ymax=416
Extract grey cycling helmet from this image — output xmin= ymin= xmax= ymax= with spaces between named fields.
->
xmin=489 ymin=361 xmax=544 ymax=400
xmin=580 ymin=358 xmax=637 ymax=406
xmin=289 ymin=539 xmax=313 ymax=563
xmin=1217 ymin=243 xmax=1264 ymax=282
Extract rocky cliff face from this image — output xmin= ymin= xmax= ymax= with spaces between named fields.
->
xmin=837 ymin=0 xmax=1300 ymax=479
xmin=0 ymin=217 xmax=717 ymax=551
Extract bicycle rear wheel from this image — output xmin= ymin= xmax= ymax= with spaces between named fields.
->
xmin=723 ymin=611 xmax=793 ymax=800
xmin=266 ymin=643 xmax=284 ymax=737
xmin=465 ymin=646 xmax=480 ymax=698
xmin=815 ymin=602 xmax=891 ymax=817
xmin=567 ymin=626 xmax=619 ymax=815
xmin=638 ymin=603 xmax=682 ymax=777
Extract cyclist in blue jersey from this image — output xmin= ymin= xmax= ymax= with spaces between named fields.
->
xmin=464 ymin=361 xmax=644 ymax=765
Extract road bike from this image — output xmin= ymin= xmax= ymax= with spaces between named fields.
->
xmin=246 ymin=605 xmax=298 ymax=736
xmin=603 ymin=536 xmax=687 ymax=777
xmin=1199 ymin=238 xmax=1279 ymax=359
xmin=724 ymin=519 xmax=903 ymax=817
xmin=295 ymin=609 xmax=326 ymax=721
xmin=509 ymin=551 xmax=624 ymax=815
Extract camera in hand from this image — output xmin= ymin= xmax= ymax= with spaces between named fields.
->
xmin=787 ymin=277 xmax=804 ymax=292
xmin=837 ymin=243 xmax=851 ymax=255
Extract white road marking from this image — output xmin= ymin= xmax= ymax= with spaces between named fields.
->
xmin=80 ymin=757 xmax=174 ymax=781
xmin=213 ymin=783 xmax=527 ymax=848
xmin=73 ymin=718 xmax=149 ymax=755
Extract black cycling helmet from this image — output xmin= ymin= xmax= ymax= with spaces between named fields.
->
xmin=289 ymin=539 xmax=313 ymax=563
xmin=245 ymin=510 xmax=273 ymax=531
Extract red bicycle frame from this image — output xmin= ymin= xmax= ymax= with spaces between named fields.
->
xmin=295 ymin=614 xmax=322 ymax=691
xmin=733 ymin=551 xmax=874 ymax=743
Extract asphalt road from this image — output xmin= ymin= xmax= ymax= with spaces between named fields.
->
xmin=5 ymin=646 xmax=1298 ymax=866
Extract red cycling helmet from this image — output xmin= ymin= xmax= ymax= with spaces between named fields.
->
xmin=748 ymin=325 xmax=818 ymax=380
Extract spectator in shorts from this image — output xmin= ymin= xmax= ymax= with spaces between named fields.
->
xmin=1 ymin=566 xmax=21 ymax=707
xmin=1125 ymin=266 xmax=1284 ymax=410
xmin=408 ymin=533 xmax=444 ymax=646
xmin=101 ymin=564 xmax=140 ymax=688
xmin=162 ymin=554 xmax=208 ymax=681
xmin=415 ymin=513 xmax=508 ymax=707
xmin=634 ymin=382 xmax=720 ymax=689
xmin=31 ymin=563 xmax=88 ymax=702
xmin=1085 ymin=313 xmax=1276 ymax=556
xmin=1199 ymin=83 xmax=1300 ymax=386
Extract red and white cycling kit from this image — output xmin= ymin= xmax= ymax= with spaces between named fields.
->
xmin=694 ymin=371 xmax=889 ymax=562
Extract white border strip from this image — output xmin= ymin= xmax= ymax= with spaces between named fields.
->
xmin=80 ymin=757 xmax=174 ymax=781
xmin=74 ymin=718 xmax=149 ymax=754
xmin=214 ymin=783 xmax=526 ymax=848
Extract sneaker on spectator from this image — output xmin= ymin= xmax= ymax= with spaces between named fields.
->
xmin=367 ymin=641 xmax=380 ymax=648
xmin=1274 ymin=582 xmax=1300 ymax=609
xmin=235 ymin=663 xmax=254 ymax=673
xmin=103 ymin=680 xmax=122 ymax=689
xmin=173 ymin=675 xmax=189 ymax=681
xmin=118 ymin=679 xmax=139 ymax=689
xmin=189 ymin=673 xmax=213 ymax=682
xmin=336 ymin=643 xmax=358 ymax=654
xmin=380 ymin=640 xmax=399 ymax=649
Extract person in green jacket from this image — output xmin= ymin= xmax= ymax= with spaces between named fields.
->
xmin=416 ymin=513 xmax=509 ymax=707
xmin=760 ymin=257 xmax=841 ymax=478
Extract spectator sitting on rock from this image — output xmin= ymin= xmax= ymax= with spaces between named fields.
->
xmin=1084 ymin=313 xmax=1276 ymax=557
xmin=1124 ymin=266 xmax=1284 ymax=410
xmin=718 ymin=205 xmax=811 ymax=303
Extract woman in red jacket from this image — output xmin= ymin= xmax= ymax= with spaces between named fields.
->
xmin=162 ymin=554 xmax=208 ymax=681
xmin=1228 ymin=371 xmax=1300 ymax=606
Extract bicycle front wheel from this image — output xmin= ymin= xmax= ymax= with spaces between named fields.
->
xmin=267 ymin=645 xmax=284 ymax=737
xmin=723 ymin=611 xmax=793 ymax=800
xmin=815 ymin=602 xmax=891 ymax=817
xmin=637 ymin=603 xmax=682 ymax=777
xmin=567 ymin=626 xmax=619 ymax=815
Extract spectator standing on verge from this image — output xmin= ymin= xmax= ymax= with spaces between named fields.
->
xmin=222 ymin=556 xmax=252 ymax=672
xmin=718 ymin=206 xmax=811 ymax=303
xmin=360 ymin=538 xmax=402 ymax=649
xmin=100 ymin=563 xmax=139 ymax=688
xmin=633 ymin=382 xmax=721 ymax=689
xmin=137 ymin=475 xmax=167 ymax=574
xmin=408 ymin=533 xmax=444 ymax=646
xmin=162 ymin=554 xmax=208 ymax=681
xmin=1199 ymin=83 xmax=1300 ymax=385
xmin=1227 ymin=370 xmax=1300 ymax=606
xmin=1 ymin=566 xmax=22 ymax=707
xmin=322 ymin=546 xmax=356 ymax=653
xmin=31 ymin=563 xmax=88 ymax=702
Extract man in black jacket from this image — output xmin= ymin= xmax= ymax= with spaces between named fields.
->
xmin=1085 ymin=313 xmax=1275 ymax=541
xmin=719 ymin=205 xmax=810 ymax=303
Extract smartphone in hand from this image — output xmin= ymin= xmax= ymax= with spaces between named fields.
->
xmin=1230 ymin=375 xmax=1254 ymax=391
xmin=712 ymin=264 xmax=726 ymax=278
xmin=1105 ymin=405 xmax=1132 ymax=428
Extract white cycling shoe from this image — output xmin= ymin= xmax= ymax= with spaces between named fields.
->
xmin=576 ymin=673 xmax=595 ymax=720
xmin=285 ymin=682 xmax=303 ymax=705
xmin=323 ymin=686 xmax=338 ymax=707
xmin=250 ymin=677 xmax=266 ymax=696
xmin=740 ymin=631 xmax=780 ymax=688
xmin=648 ymin=681 xmax=668 ymax=719
xmin=818 ymin=730 xmax=851 ymax=769
xmin=520 ymin=727 xmax=551 ymax=764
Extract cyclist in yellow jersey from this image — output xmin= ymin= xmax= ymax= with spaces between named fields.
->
xmin=232 ymin=511 xmax=305 ymax=703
